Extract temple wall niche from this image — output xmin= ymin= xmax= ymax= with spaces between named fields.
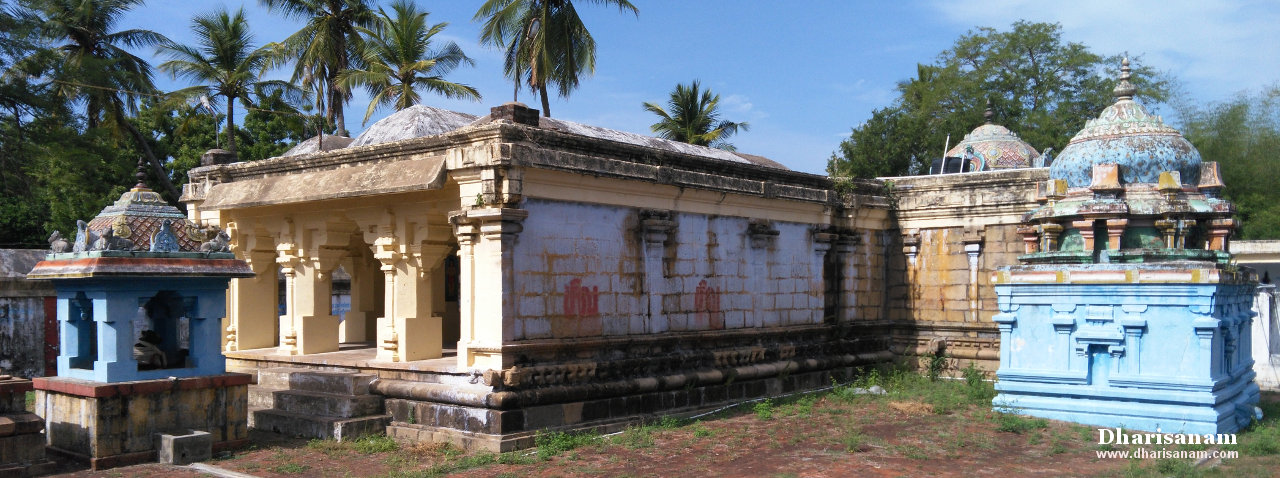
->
xmin=509 ymin=198 xmax=831 ymax=342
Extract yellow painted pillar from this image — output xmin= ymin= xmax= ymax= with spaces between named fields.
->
xmin=451 ymin=207 xmax=527 ymax=371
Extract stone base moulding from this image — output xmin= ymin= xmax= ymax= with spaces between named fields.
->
xmin=33 ymin=373 xmax=251 ymax=470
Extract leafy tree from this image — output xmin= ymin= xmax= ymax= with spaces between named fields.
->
xmin=1178 ymin=86 xmax=1280 ymax=239
xmin=26 ymin=0 xmax=180 ymax=200
xmin=642 ymin=80 xmax=749 ymax=151
xmin=828 ymin=21 xmax=1172 ymax=178
xmin=475 ymin=0 xmax=637 ymax=117
xmin=339 ymin=0 xmax=481 ymax=126
xmin=157 ymin=7 xmax=299 ymax=157
xmin=239 ymin=85 xmax=312 ymax=161
xmin=260 ymin=0 xmax=376 ymax=136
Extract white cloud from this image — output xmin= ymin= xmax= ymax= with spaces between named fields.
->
xmin=931 ymin=0 xmax=1280 ymax=102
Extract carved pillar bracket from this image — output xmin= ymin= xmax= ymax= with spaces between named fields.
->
xmin=747 ymin=219 xmax=779 ymax=249
xmin=901 ymin=230 xmax=921 ymax=267
xmin=1072 ymin=220 xmax=1097 ymax=252
xmin=1040 ymin=223 xmax=1064 ymax=252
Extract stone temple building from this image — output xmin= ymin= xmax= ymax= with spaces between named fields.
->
xmin=175 ymin=62 xmax=1255 ymax=449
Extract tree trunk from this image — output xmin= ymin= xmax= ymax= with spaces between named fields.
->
xmin=539 ymin=83 xmax=551 ymax=117
xmin=225 ymin=96 xmax=237 ymax=154
xmin=331 ymin=86 xmax=348 ymax=137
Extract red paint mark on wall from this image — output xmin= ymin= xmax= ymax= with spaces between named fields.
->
xmin=695 ymin=279 xmax=723 ymax=329
xmin=563 ymin=278 xmax=599 ymax=318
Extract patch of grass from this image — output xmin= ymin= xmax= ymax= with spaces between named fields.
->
xmin=25 ymin=391 xmax=34 ymax=412
xmin=891 ymin=443 xmax=928 ymax=459
xmin=534 ymin=430 xmax=598 ymax=460
xmin=613 ymin=425 xmax=655 ymax=449
xmin=692 ymin=422 xmax=713 ymax=438
xmin=352 ymin=434 xmax=399 ymax=454
xmin=271 ymin=462 xmax=310 ymax=474
xmin=754 ymin=399 xmax=775 ymax=420
xmin=995 ymin=412 xmax=1049 ymax=434
xmin=841 ymin=427 xmax=868 ymax=453
xmin=306 ymin=438 xmax=347 ymax=456
xmin=1227 ymin=400 xmax=1280 ymax=457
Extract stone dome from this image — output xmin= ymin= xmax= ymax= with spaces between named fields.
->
xmin=945 ymin=109 xmax=1040 ymax=170
xmin=1049 ymin=58 xmax=1201 ymax=188
xmin=349 ymin=105 xmax=477 ymax=148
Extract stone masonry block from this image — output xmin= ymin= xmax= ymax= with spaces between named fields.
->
xmin=155 ymin=430 xmax=212 ymax=466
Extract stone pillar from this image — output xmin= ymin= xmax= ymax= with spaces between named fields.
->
xmin=811 ymin=231 xmax=836 ymax=325
xmin=1072 ymin=220 xmax=1096 ymax=252
xmin=963 ymin=229 xmax=984 ymax=322
xmin=276 ymin=243 xmax=300 ymax=355
xmin=835 ymin=233 xmax=860 ymax=322
xmin=451 ymin=208 xmax=527 ymax=370
xmin=391 ymin=242 xmax=451 ymax=362
xmin=1207 ymin=218 xmax=1234 ymax=251
xmin=993 ymin=311 xmax=1017 ymax=369
xmin=372 ymin=236 xmax=402 ymax=362
xmin=1040 ymin=223 xmax=1064 ymax=252
xmin=747 ymin=220 xmax=778 ymax=327
xmin=1251 ymin=284 xmax=1278 ymax=388
xmin=293 ymin=246 xmax=343 ymax=355
xmin=1105 ymin=219 xmax=1128 ymax=251
xmin=227 ymin=245 xmax=278 ymax=352
xmin=1018 ymin=226 xmax=1040 ymax=254
xmin=639 ymin=210 xmax=674 ymax=334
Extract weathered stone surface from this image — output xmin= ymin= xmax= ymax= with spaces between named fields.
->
xmin=155 ymin=430 xmax=212 ymax=465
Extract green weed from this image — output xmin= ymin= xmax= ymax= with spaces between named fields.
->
xmin=353 ymin=434 xmax=399 ymax=454
xmin=995 ymin=412 xmax=1049 ymax=434
xmin=754 ymin=399 xmax=775 ymax=420
xmin=271 ymin=462 xmax=310 ymax=474
xmin=534 ymin=430 xmax=598 ymax=460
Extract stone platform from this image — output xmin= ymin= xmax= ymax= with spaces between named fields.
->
xmin=33 ymin=373 xmax=250 ymax=470
xmin=0 ymin=376 xmax=55 ymax=477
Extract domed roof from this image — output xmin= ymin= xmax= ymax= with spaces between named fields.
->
xmin=349 ymin=105 xmax=477 ymax=148
xmin=1049 ymin=58 xmax=1201 ymax=188
xmin=945 ymin=107 xmax=1040 ymax=170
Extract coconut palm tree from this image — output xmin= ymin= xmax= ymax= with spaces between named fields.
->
xmin=260 ymin=0 xmax=376 ymax=137
xmin=338 ymin=0 xmax=481 ymax=126
xmin=30 ymin=0 xmax=181 ymax=200
xmin=643 ymin=80 xmax=750 ymax=151
xmin=157 ymin=7 xmax=300 ymax=156
xmin=31 ymin=0 xmax=163 ymax=127
xmin=475 ymin=0 xmax=637 ymax=117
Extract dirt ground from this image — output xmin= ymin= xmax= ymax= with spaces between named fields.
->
xmin=44 ymin=372 xmax=1280 ymax=478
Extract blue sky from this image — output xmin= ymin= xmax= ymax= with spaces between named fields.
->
xmin=123 ymin=1 xmax=1280 ymax=175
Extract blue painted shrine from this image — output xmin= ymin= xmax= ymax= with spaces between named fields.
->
xmin=26 ymin=172 xmax=251 ymax=383
xmin=993 ymin=59 xmax=1260 ymax=434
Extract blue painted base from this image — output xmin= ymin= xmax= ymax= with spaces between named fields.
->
xmin=995 ymin=369 xmax=1259 ymax=435
xmin=991 ymin=264 xmax=1260 ymax=435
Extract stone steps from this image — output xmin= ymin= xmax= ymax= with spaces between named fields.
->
xmin=248 ymin=367 xmax=388 ymax=441
xmin=250 ymin=408 xmax=391 ymax=441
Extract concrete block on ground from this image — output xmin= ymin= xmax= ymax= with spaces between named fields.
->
xmin=155 ymin=430 xmax=212 ymax=465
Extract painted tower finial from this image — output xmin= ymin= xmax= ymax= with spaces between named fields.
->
xmin=984 ymin=99 xmax=994 ymax=124
xmin=134 ymin=157 xmax=149 ymax=190
xmin=1113 ymin=56 xmax=1136 ymax=101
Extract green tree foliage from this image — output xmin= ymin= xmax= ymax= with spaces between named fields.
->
xmin=339 ymin=0 xmax=480 ymax=126
xmin=1178 ymin=86 xmax=1280 ymax=239
xmin=239 ymin=85 xmax=313 ymax=162
xmin=642 ymin=80 xmax=749 ymax=151
xmin=260 ymin=0 xmax=377 ymax=136
xmin=158 ymin=7 xmax=300 ymax=157
xmin=475 ymin=0 xmax=637 ymax=117
xmin=26 ymin=0 xmax=180 ymax=201
xmin=828 ymin=21 xmax=1172 ymax=178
